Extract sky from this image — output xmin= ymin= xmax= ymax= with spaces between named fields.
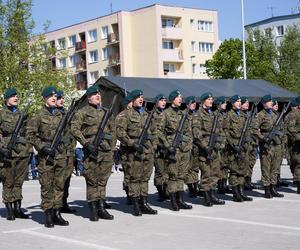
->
xmin=31 ymin=0 xmax=300 ymax=40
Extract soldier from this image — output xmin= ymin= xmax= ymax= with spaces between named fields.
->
xmin=192 ymin=93 xmax=225 ymax=206
xmin=284 ymin=98 xmax=300 ymax=193
xmin=224 ymin=95 xmax=253 ymax=202
xmin=158 ymin=90 xmax=193 ymax=211
xmin=253 ymin=94 xmax=284 ymax=198
xmin=56 ymin=91 xmax=76 ymax=214
xmin=0 ymin=88 xmax=31 ymax=220
xmin=70 ymin=85 xmax=115 ymax=221
xmin=153 ymin=94 xmax=169 ymax=202
xmin=115 ymin=89 xmax=158 ymax=216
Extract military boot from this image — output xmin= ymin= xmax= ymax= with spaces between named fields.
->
xmin=297 ymin=181 xmax=300 ymax=194
xmin=88 ymin=201 xmax=99 ymax=221
xmin=276 ymin=175 xmax=289 ymax=187
xmin=13 ymin=200 xmax=30 ymax=218
xmin=98 ymin=199 xmax=114 ymax=220
xmin=187 ymin=183 xmax=197 ymax=198
xmin=217 ymin=179 xmax=226 ymax=194
xmin=5 ymin=202 xmax=15 ymax=221
xmin=232 ymin=186 xmax=243 ymax=202
xmin=104 ymin=200 xmax=112 ymax=209
xmin=53 ymin=208 xmax=69 ymax=226
xmin=176 ymin=191 xmax=192 ymax=209
xmin=270 ymin=184 xmax=284 ymax=198
xmin=124 ymin=186 xmax=132 ymax=205
xmin=209 ymin=190 xmax=225 ymax=205
xmin=139 ymin=196 xmax=158 ymax=214
xmin=169 ymin=192 xmax=180 ymax=211
xmin=203 ymin=191 xmax=213 ymax=207
xmin=238 ymin=185 xmax=253 ymax=201
xmin=163 ymin=183 xmax=169 ymax=200
xmin=264 ymin=186 xmax=273 ymax=199
xmin=244 ymin=177 xmax=255 ymax=190
xmin=132 ymin=197 xmax=142 ymax=216
xmin=44 ymin=209 xmax=54 ymax=228
xmin=156 ymin=185 xmax=166 ymax=202
xmin=61 ymin=199 xmax=76 ymax=214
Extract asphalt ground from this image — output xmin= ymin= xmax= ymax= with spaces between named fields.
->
xmin=0 ymin=159 xmax=300 ymax=250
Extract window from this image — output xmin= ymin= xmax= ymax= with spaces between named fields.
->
xmin=57 ymin=38 xmax=66 ymax=50
xmin=199 ymin=42 xmax=214 ymax=53
xmin=163 ymin=40 xmax=174 ymax=49
xmin=102 ymin=69 xmax=108 ymax=76
xmin=190 ymin=19 xmax=196 ymax=30
xmin=101 ymin=26 xmax=109 ymax=39
xmin=192 ymin=63 xmax=196 ymax=74
xmin=89 ymin=50 xmax=98 ymax=63
xmin=191 ymin=41 xmax=197 ymax=53
xmin=199 ymin=64 xmax=206 ymax=74
xmin=88 ymin=29 xmax=97 ymax=42
xmin=162 ymin=18 xmax=175 ymax=28
xmin=68 ymin=35 xmax=76 ymax=47
xmin=198 ymin=21 xmax=213 ymax=32
xmin=163 ymin=63 xmax=175 ymax=73
xmin=59 ymin=58 xmax=67 ymax=68
xmin=90 ymin=71 xmax=99 ymax=83
xmin=102 ymin=48 xmax=109 ymax=60
xmin=276 ymin=25 xmax=284 ymax=36
xmin=69 ymin=55 xmax=76 ymax=67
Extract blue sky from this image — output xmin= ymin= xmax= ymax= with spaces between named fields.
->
xmin=32 ymin=0 xmax=300 ymax=40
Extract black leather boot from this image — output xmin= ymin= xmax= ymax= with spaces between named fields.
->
xmin=232 ymin=186 xmax=243 ymax=202
xmin=209 ymin=190 xmax=225 ymax=205
xmin=187 ymin=183 xmax=197 ymax=198
xmin=104 ymin=200 xmax=112 ymax=209
xmin=217 ymin=179 xmax=226 ymax=194
xmin=203 ymin=191 xmax=213 ymax=207
xmin=88 ymin=201 xmax=99 ymax=221
xmin=61 ymin=202 xmax=76 ymax=214
xmin=139 ymin=196 xmax=157 ymax=214
xmin=124 ymin=186 xmax=132 ymax=205
xmin=169 ymin=192 xmax=180 ymax=211
xmin=53 ymin=208 xmax=69 ymax=226
xmin=132 ymin=197 xmax=142 ymax=216
xmin=13 ymin=200 xmax=29 ymax=218
xmin=44 ymin=209 xmax=54 ymax=228
xmin=270 ymin=184 xmax=284 ymax=197
xmin=176 ymin=191 xmax=192 ymax=209
xmin=244 ymin=177 xmax=255 ymax=190
xmin=163 ymin=183 xmax=169 ymax=200
xmin=98 ymin=199 xmax=114 ymax=220
xmin=264 ymin=186 xmax=273 ymax=199
xmin=5 ymin=202 xmax=15 ymax=221
xmin=238 ymin=185 xmax=253 ymax=201
xmin=156 ymin=185 xmax=166 ymax=202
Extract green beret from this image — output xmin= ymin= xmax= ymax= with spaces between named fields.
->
xmin=4 ymin=88 xmax=17 ymax=99
xmin=169 ymin=90 xmax=181 ymax=102
xmin=129 ymin=89 xmax=143 ymax=100
xmin=230 ymin=95 xmax=241 ymax=104
xmin=261 ymin=94 xmax=272 ymax=104
xmin=241 ymin=96 xmax=249 ymax=104
xmin=42 ymin=86 xmax=57 ymax=98
xmin=86 ymin=85 xmax=100 ymax=96
xmin=185 ymin=96 xmax=196 ymax=104
xmin=56 ymin=90 xmax=64 ymax=99
xmin=200 ymin=92 xmax=213 ymax=101
xmin=124 ymin=93 xmax=132 ymax=103
xmin=272 ymin=98 xmax=278 ymax=105
xmin=295 ymin=96 xmax=300 ymax=104
xmin=214 ymin=96 xmax=226 ymax=105
xmin=155 ymin=94 xmax=167 ymax=103
xmin=291 ymin=99 xmax=299 ymax=107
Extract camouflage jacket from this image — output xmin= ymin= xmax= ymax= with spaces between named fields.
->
xmin=153 ymin=108 xmax=165 ymax=149
xmin=285 ymin=108 xmax=300 ymax=144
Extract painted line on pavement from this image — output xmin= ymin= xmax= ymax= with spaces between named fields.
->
xmin=3 ymin=227 xmax=42 ymax=234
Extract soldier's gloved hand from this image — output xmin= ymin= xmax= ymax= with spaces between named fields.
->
xmin=168 ymin=146 xmax=176 ymax=156
xmin=85 ymin=143 xmax=97 ymax=156
xmin=0 ymin=147 xmax=12 ymax=159
xmin=133 ymin=143 xmax=143 ymax=154
xmin=41 ymin=146 xmax=55 ymax=157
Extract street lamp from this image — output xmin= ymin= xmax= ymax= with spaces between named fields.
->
xmin=241 ymin=0 xmax=247 ymax=79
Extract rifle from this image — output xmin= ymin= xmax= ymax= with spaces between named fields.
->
xmin=263 ymin=101 xmax=291 ymax=148
xmin=45 ymin=99 xmax=77 ymax=164
xmin=88 ymin=95 xmax=117 ymax=160
xmin=134 ymin=106 xmax=156 ymax=161
xmin=235 ymin=103 xmax=257 ymax=157
xmin=207 ymin=110 xmax=221 ymax=161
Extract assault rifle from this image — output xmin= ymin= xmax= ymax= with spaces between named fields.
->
xmin=207 ymin=110 xmax=220 ymax=161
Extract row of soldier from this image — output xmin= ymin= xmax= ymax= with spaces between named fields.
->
xmin=0 ymin=85 xmax=299 ymax=228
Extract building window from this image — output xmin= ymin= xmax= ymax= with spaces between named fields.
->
xmin=102 ymin=48 xmax=109 ymax=60
xmin=90 ymin=71 xmax=99 ymax=83
xmin=68 ymin=35 xmax=76 ymax=48
xmin=57 ymin=38 xmax=66 ymax=50
xmin=199 ymin=42 xmax=214 ymax=53
xmin=276 ymin=25 xmax=284 ymax=36
xmin=102 ymin=69 xmax=108 ymax=76
xmin=163 ymin=63 xmax=175 ymax=73
xmin=163 ymin=40 xmax=174 ymax=49
xmin=88 ymin=29 xmax=97 ymax=42
xmin=69 ymin=55 xmax=76 ymax=67
xmin=192 ymin=63 xmax=196 ymax=74
xmin=199 ymin=64 xmax=206 ymax=74
xmin=101 ymin=26 xmax=109 ymax=39
xmin=191 ymin=41 xmax=197 ymax=53
xmin=162 ymin=18 xmax=175 ymax=28
xmin=198 ymin=21 xmax=213 ymax=32
xmin=58 ymin=58 xmax=67 ymax=68
xmin=190 ymin=19 xmax=196 ymax=30
xmin=89 ymin=50 xmax=98 ymax=63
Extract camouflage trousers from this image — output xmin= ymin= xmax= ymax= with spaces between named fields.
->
xmin=290 ymin=142 xmax=300 ymax=182
xmin=260 ymin=144 xmax=280 ymax=186
xmin=38 ymin=157 xmax=67 ymax=211
xmin=227 ymin=152 xmax=246 ymax=186
xmin=126 ymin=152 xmax=154 ymax=198
xmin=245 ymin=148 xmax=257 ymax=178
xmin=154 ymin=152 xmax=169 ymax=186
xmin=185 ymin=149 xmax=199 ymax=185
xmin=1 ymin=156 xmax=29 ymax=203
xmin=63 ymin=155 xmax=75 ymax=204
xmin=273 ymin=145 xmax=284 ymax=178
xmin=83 ymin=153 xmax=112 ymax=202
xmin=166 ymin=150 xmax=190 ymax=193
xmin=121 ymin=152 xmax=129 ymax=190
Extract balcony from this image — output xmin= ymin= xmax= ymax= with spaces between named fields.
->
xmin=107 ymin=33 xmax=119 ymax=44
xmin=162 ymin=49 xmax=184 ymax=62
xmin=161 ymin=27 xmax=182 ymax=39
xmin=76 ymin=61 xmax=87 ymax=71
xmin=108 ymin=55 xmax=120 ymax=67
xmin=163 ymin=71 xmax=185 ymax=78
xmin=75 ymin=41 xmax=86 ymax=51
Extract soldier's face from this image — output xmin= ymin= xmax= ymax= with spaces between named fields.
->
xmin=127 ymin=101 xmax=133 ymax=108
xmin=233 ymin=100 xmax=241 ymax=110
xmin=88 ymin=92 xmax=102 ymax=106
xmin=220 ymin=103 xmax=227 ymax=110
xmin=241 ymin=101 xmax=249 ymax=111
xmin=6 ymin=94 xmax=18 ymax=107
xmin=203 ymin=97 xmax=213 ymax=108
xmin=189 ymin=102 xmax=197 ymax=111
xmin=133 ymin=95 xmax=143 ymax=108
xmin=157 ymin=99 xmax=167 ymax=109
xmin=172 ymin=95 xmax=182 ymax=107
xmin=272 ymin=103 xmax=278 ymax=111
xmin=45 ymin=94 xmax=57 ymax=108
xmin=56 ymin=97 xmax=65 ymax=108
xmin=264 ymin=100 xmax=273 ymax=109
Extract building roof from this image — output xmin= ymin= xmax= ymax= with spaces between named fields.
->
xmin=245 ymin=13 xmax=300 ymax=28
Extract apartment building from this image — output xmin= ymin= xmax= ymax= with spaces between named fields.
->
xmin=44 ymin=4 xmax=219 ymax=90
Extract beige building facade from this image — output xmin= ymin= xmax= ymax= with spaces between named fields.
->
xmin=44 ymin=4 xmax=219 ymax=90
